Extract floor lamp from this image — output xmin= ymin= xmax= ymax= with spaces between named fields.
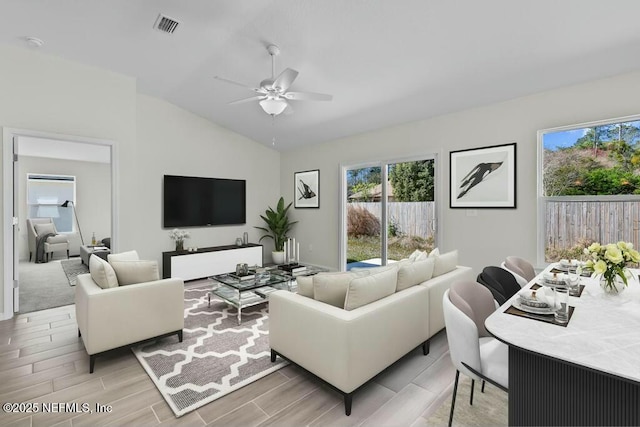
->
xmin=60 ymin=200 xmax=85 ymax=245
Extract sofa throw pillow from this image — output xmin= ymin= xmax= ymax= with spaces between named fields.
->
xmin=428 ymin=247 xmax=440 ymax=258
xmin=313 ymin=272 xmax=358 ymax=308
xmin=349 ymin=265 xmax=397 ymax=275
xmin=408 ymin=250 xmax=428 ymax=262
xmin=433 ymin=250 xmax=458 ymax=277
xmin=394 ymin=259 xmax=412 ymax=269
xmin=408 ymin=250 xmax=421 ymax=262
xmin=296 ymin=275 xmax=314 ymax=298
xmin=34 ymin=223 xmax=56 ymax=236
xmin=344 ymin=267 xmax=398 ymax=311
xmin=89 ymin=255 xmax=119 ymax=289
xmin=396 ymin=258 xmax=435 ymax=291
xmin=107 ymin=250 xmax=139 ymax=262
xmin=109 ymin=260 xmax=159 ymax=286
xmin=415 ymin=251 xmax=428 ymax=261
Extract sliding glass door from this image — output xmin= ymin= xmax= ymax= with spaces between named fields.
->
xmin=342 ymin=156 xmax=437 ymax=270
xmin=386 ymin=159 xmax=436 ymax=263
xmin=345 ymin=166 xmax=383 ymax=268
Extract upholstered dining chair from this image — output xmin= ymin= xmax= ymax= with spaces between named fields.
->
xmin=443 ymin=281 xmax=509 ymax=427
xmin=26 ymin=218 xmax=70 ymax=262
xmin=476 ymin=266 xmax=521 ymax=306
xmin=504 ymin=256 xmax=536 ymax=282
xmin=500 ymin=262 xmax=528 ymax=288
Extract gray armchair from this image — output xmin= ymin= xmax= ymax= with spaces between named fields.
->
xmin=26 ymin=218 xmax=69 ymax=262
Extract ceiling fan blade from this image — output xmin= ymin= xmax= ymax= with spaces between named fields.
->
xmin=272 ymin=68 xmax=299 ymax=92
xmin=283 ymin=91 xmax=333 ymax=101
xmin=228 ymin=95 xmax=265 ymax=105
xmin=214 ymin=76 xmax=264 ymax=93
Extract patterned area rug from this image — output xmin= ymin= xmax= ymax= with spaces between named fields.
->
xmin=60 ymin=258 xmax=89 ymax=286
xmin=132 ymin=286 xmax=288 ymax=417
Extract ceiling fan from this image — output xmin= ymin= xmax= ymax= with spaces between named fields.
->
xmin=214 ymin=44 xmax=332 ymax=116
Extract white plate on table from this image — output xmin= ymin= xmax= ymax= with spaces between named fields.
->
xmin=540 ymin=279 xmax=568 ymax=289
xmin=554 ymin=260 xmax=586 ymax=271
xmin=542 ymin=272 xmax=568 ymax=285
xmin=512 ymin=298 xmax=555 ymax=315
xmin=553 ymin=266 xmax=593 ymax=277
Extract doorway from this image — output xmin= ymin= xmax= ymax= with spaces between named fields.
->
xmin=341 ymin=156 xmax=438 ymax=270
xmin=2 ymin=129 xmax=117 ymax=319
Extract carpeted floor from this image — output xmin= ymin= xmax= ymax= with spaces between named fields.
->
xmin=132 ymin=285 xmax=288 ymax=417
xmin=427 ymin=375 xmax=508 ymax=426
xmin=18 ymin=259 xmax=76 ymax=313
xmin=60 ymin=258 xmax=89 ymax=286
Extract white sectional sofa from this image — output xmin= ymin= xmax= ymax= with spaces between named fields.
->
xmin=269 ymin=250 xmax=473 ymax=415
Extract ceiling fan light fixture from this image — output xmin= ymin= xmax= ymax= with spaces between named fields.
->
xmin=26 ymin=36 xmax=44 ymax=48
xmin=216 ymin=44 xmax=331 ymax=118
xmin=259 ymin=98 xmax=287 ymax=116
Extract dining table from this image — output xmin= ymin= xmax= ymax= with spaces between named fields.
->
xmin=485 ymin=265 xmax=640 ymax=426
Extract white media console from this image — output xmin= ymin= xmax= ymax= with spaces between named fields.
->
xmin=162 ymin=243 xmax=263 ymax=281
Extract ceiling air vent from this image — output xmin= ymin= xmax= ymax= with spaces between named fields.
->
xmin=153 ymin=14 xmax=180 ymax=34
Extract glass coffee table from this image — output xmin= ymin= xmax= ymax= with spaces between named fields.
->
xmin=209 ymin=265 xmax=328 ymax=324
xmin=209 ymin=270 xmax=294 ymax=324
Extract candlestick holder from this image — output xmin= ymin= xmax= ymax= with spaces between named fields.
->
xmin=283 ymin=237 xmax=301 ymax=265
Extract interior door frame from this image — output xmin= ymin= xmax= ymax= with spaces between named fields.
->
xmin=2 ymin=128 xmax=118 ymax=320
xmin=339 ymin=153 xmax=439 ymax=271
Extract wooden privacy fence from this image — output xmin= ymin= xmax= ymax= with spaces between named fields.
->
xmin=546 ymin=201 xmax=640 ymax=250
xmin=349 ymin=202 xmax=435 ymax=239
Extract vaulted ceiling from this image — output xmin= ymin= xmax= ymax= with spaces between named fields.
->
xmin=2 ymin=0 xmax=640 ymax=150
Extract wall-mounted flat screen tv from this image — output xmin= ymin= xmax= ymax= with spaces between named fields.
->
xmin=163 ymin=175 xmax=246 ymax=227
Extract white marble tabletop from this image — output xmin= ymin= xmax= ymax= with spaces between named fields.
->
xmin=485 ymin=266 xmax=640 ymax=383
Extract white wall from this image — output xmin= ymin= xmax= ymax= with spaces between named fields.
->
xmin=18 ymin=156 xmax=111 ymax=260
xmin=0 ymin=45 xmax=280 ymax=319
xmin=0 ymin=44 xmax=136 ymax=318
xmin=281 ymin=71 xmax=640 ymax=274
xmin=135 ymin=94 xmax=281 ymax=267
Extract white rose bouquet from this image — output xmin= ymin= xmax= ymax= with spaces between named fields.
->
xmin=169 ymin=229 xmax=190 ymax=250
xmin=584 ymin=241 xmax=640 ymax=293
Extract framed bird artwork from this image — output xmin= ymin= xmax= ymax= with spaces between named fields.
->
xmin=294 ymin=169 xmax=320 ymax=208
xmin=449 ymin=143 xmax=516 ymax=208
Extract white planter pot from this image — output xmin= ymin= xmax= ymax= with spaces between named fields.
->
xmin=272 ymin=251 xmax=285 ymax=265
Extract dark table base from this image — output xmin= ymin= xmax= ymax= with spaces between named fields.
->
xmin=509 ymin=346 xmax=640 ymax=426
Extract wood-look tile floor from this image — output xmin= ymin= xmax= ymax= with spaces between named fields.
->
xmin=0 ymin=304 xmax=460 ymax=427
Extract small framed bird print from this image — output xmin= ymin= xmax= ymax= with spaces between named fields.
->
xmin=449 ymin=143 xmax=516 ymax=209
xmin=294 ymin=169 xmax=320 ymax=208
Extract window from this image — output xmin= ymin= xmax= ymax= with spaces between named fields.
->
xmin=538 ymin=116 xmax=640 ymax=263
xmin=27 ymin=174 xmax=76 ymax=233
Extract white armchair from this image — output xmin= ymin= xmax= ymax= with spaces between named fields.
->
xmin=26 ymin=218 xmax=69 ymax=262
xmin=75 ymin=252 xmax=184 ymax=373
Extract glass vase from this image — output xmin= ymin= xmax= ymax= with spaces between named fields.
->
xmin=175 ymin=241 xmax=184 ymax=252
xmin=599 ymin=275 xmax=626 ymax=294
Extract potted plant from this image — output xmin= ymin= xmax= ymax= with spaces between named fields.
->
xmin=255 ymin=197 xmax=297 ymax=264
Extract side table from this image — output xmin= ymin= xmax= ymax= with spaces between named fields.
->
xmin=80 ymin=245 xmax=111 ymax=265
